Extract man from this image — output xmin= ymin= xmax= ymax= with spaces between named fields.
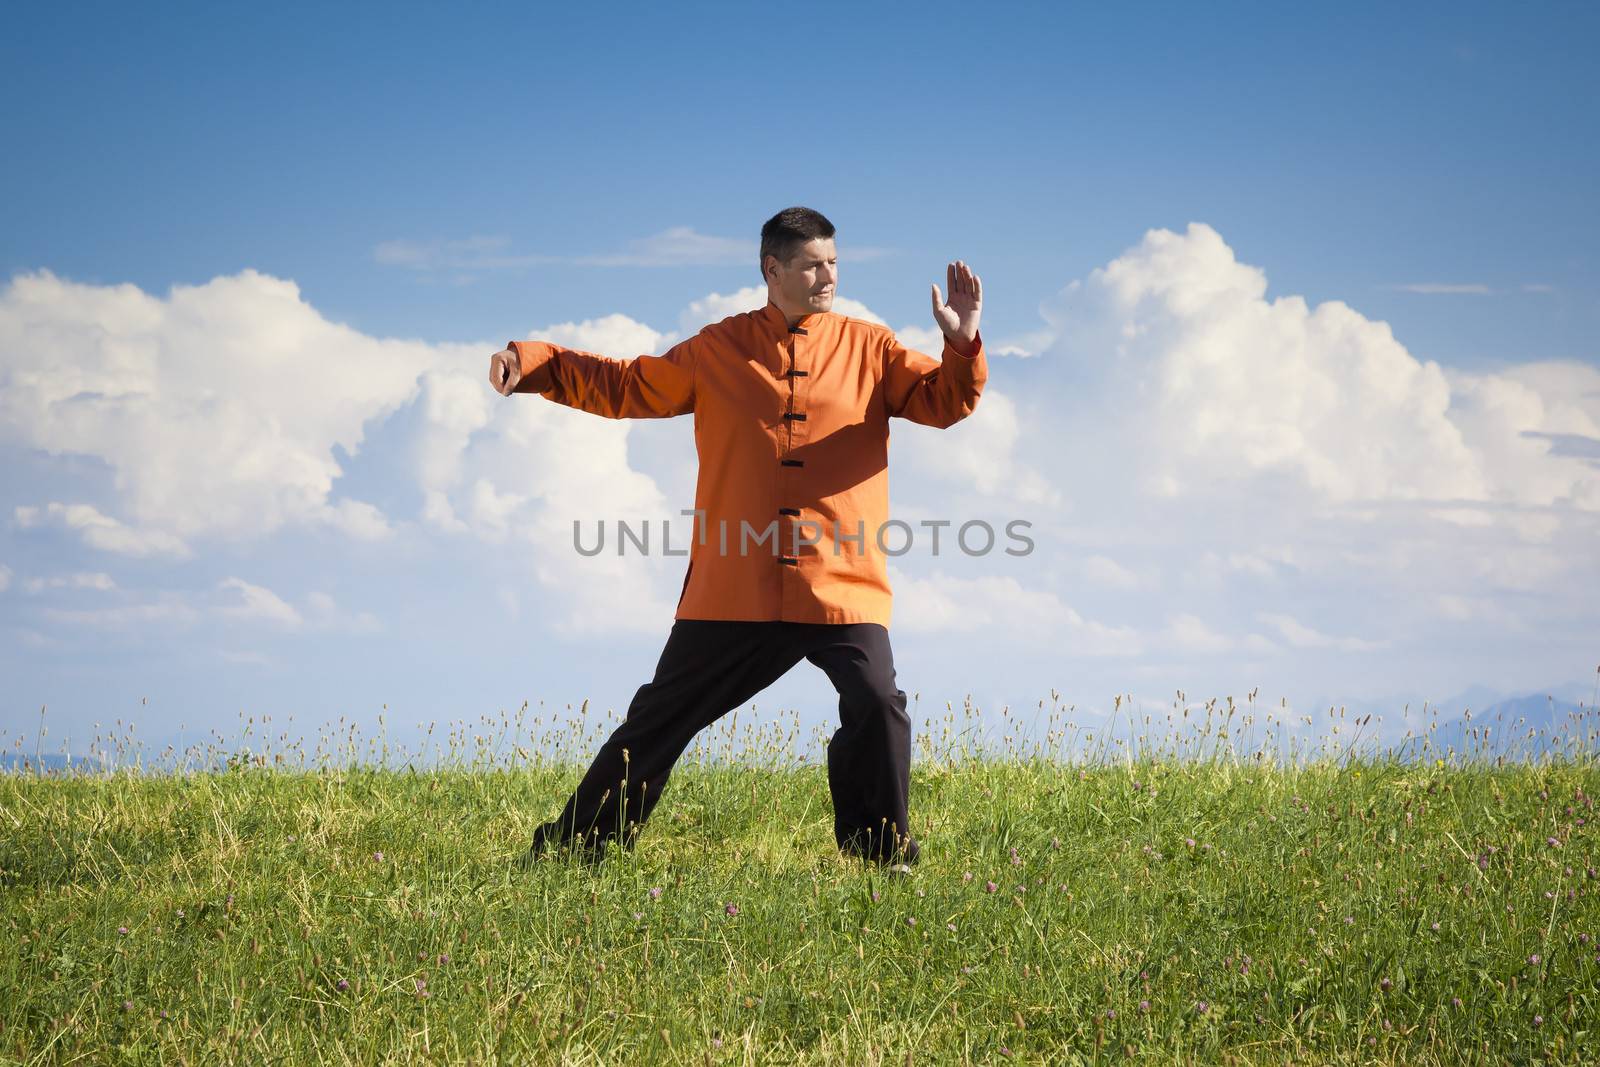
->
xmin=489 ymin=206 xmax=986 ymax=872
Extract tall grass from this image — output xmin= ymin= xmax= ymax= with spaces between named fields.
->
xmin=2 ymin=694 xmax=1597 ymax=1064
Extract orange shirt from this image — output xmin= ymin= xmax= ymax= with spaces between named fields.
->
xmin=507 ymin=299 xmax=986 ymax=626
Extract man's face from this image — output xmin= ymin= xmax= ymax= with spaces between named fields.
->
xmin=767 ymin=237 xmax=837 ymax=315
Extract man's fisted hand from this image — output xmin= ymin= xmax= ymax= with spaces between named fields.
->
xmin=489 ymin=348 xmax=522 ymax=396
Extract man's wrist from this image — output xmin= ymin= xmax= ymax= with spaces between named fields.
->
xmin=942 ymin=331 xmax=979 ymax=358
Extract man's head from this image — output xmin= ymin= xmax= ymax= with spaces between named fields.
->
xmin=760 ymin=206 xmax=837 ymax=318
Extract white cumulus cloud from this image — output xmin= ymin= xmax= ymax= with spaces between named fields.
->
xmin=889 ymin=566 xmax=1140 ymax=655
xmin=0 ymin=268 xmax=436 ymax=550
xmin=14 ymin=502 xmax=190 ymax=557
xmin=217 ymin=577 xmax=302 ymax=627
xmin=1037 ymin=222 xmax=1600 ymax=515
xmin=1257 ymin=612 xmax=1383 ymax=652
xmin=22 ymin=571 xmax=116 ymax=593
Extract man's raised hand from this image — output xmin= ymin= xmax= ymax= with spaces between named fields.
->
xmin=930 ymin=260 xmax=982 ymax=355
xmin=490 ymin=348 xmax=521 ymax=396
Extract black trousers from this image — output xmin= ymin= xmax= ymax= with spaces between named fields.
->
xmin=536 ymin=620 xmax=913 ymax=860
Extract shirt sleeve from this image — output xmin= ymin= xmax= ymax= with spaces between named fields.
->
xmin=504 ymin=333 xmax=698 ymax=419
xmin=882 ymin=330 xmax=987 ymax=428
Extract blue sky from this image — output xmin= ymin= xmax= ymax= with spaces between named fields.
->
xmin=2 ymin=2 xmax=1597 ymax=768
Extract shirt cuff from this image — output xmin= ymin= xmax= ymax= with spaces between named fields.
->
xmin=942 ymin=330 xmax=983 ymax=360
xmin=506 ymin=340 xmax=556 ymax=393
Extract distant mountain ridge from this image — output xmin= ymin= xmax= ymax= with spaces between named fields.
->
xmin=1423 ymin=691 xmax=1594 ymax=761
xmin=0 ymin=752 xmax=109 ymax=773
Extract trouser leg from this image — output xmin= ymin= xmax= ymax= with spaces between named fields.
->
xmin=804 ymin=623 xmax=915 ymax=862
xmin=539 ymin=620 xmax=804 ymax=852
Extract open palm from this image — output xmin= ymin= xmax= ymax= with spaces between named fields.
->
xmin=930 ymin=260 xmax=982 ymax=351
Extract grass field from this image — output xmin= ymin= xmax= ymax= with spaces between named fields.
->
xmin=2 ymin=696 xmax=1597 ymax=1064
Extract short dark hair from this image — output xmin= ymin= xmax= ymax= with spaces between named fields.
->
xmin=759 ymin=206 xmax=835 ymax=282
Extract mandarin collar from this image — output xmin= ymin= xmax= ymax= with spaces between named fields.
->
xmin=759 ymin=299 xmax=826 ymax=336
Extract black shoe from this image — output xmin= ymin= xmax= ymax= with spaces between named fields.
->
xmin=515 ymin=822 xmax=607 ymax=870
xmin=840 ymin=828 xmax=920 ymax=868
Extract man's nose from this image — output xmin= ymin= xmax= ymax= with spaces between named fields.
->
xmin=822 ymin=263 xmax=838 ymax=285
